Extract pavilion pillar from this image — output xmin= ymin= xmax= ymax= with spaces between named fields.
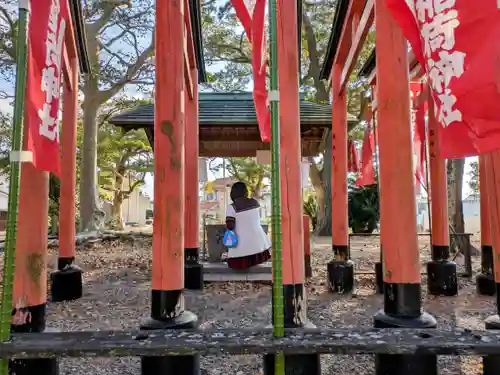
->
xmin=140 ymin=1 xmax=199 ymax=374
xmin=303 ymin=215 xmax=312 ymax=278
xmin=51 ymin=57 xmax=83 ymax=302
xmin=426 ymin=87 xmax=457 ymax=296
xmin=327 ymin=64 xmax=353 ymax=294
xmin=184 ymin=68 xmax=203 ymax=291
xmin=477 ymin=154 xmax=496 ymax=295
xmin=373 ymin=1 xmax=437 ymax=375
xmin=10 ymin=129 xmax=55 ymax=374
xmin=263 ymin=0 xmax=320 ymax=374
xmin=482 ymin=151 xmax=500 ymax=374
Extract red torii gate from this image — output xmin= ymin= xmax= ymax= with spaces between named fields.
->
xmin=11 ymin=1 xmax=90 ymax=373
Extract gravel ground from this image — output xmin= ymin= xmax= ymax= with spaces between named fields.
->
xmin=1 ymin=233 xmax=494 ymax=374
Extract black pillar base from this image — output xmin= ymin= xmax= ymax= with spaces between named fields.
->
xmin=184 ymin=248 xmax=203 ymax=291
xmin=50 ymin=258 xmax=83 ymax=302
xmin=426 ymin=260 xmax=458 ymax=296
xmin=304 ymin=254 xmax=312 ymax=278
xmin=10 ymin=303 xmax=58 ymax=375
xmin=263 ymin=350 xmax=320 ymax=375
xmin=9 ymin=358 xmax=58 ymax=375
xmin=375 ymin=261 xmax=384 ymax=294
xmin=477 ymin=273 xmax=496 ymax=296
xmin=264 ymin=284 xmax=321 ymax=375
xmin=141 ymin=290 xmax=200 ymax=375
xmin=477 ymin=245 xmax=496 ymax=296
xmin=327 ymin=260 xmax=354 ymax=294
xmin=374 ymin=283 xmax=437 ymax=375
xmin=185 ymin=264 xmax=203 ymax=290
xmin=483 ymin=312 xmax=500 ymax=375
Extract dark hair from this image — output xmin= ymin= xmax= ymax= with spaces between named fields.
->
xmin=230 ymin=181 xmax=249 ymax=201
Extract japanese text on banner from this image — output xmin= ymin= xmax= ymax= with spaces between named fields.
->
xmin=412 ymin=0 xmax=466 ymax=129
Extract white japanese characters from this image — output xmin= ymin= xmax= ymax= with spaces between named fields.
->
xmin=38 ymin=0 xmax=66 ymax=142
xmin=413 ymin=0 xmax=465 ymax=127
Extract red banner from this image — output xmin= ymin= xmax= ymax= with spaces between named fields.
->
xmin=26 ymin=0 xmax=69 ymax=176
xmin=356 ymin=121 xmax=376 ymax=187
xmin=386 ymin=0 xmax=500 ymax=158
xmin=347 ymin=140 xmax=360 ymax=173
xmin=230 ymin=0 xmax=270 ymax=142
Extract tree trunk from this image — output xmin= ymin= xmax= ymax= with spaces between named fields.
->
xmin=111 ymin=193 xmax=125 ymax=230
xmin=316 ymin=131 xmax=332 ymax=236
xmin=446 ymin=158 xmax=465 ymax=233
xmin=80 ymin=99 xmax=105 ymax=231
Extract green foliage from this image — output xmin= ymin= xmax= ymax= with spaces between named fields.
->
xmin=348 ymin=184 xmax=380 ymax=234
xmin=303 ymin=193 xmax=319 ymax=231
xmin=208 ymin=157 xmax=270 ymax=198
xmin=468 ymin=160 xmax=478 ymax=194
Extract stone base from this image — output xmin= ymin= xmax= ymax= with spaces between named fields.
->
xmin=327 ymin=260 xmax=354 ymax=294
xmin=477 ymin=273 xmax=496 ymax=296
xmin=50 ymin=265 xmax=83 ymax=302
xmin=10 ymin=308 xmax=58 ymax=375
xmin=426 ymin=260 xmax=458 ymax=296
xmin=185 ymin=263 xmax=204 ymax=290
xmin=374 ymin=310 xmax=437 ymax=375
xmin=141 ymin=310 xmax=200 ymax=375
xmin=202 ymin=262 xmax=272 ymax=282
xmin=263 ymin=319 xmax=320 ymax=375
xmin=374 ymin=261 xmax=383 ymax=294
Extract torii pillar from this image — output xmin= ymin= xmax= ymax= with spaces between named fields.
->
xmin=184 ymin=68 xmax=203 ymax=291
xmin=426 ymin=87 xmax=457 ymax=296
xmin=482 ymin=151 xmax=500 ymax=374
xmin=327 ymin=65 xmax=354 ymax=294
xmin=373 ymin=1 xmax=437 ymax=374
xmin=140 ymin=1 xmax=199 ymax=374
xmin=477 ymin=155 xmax=495 ymax=295
xmin=263 ymin=0 xmax=320 ymax=373
xmin=51 ymin=56 xmax=83 ymax=302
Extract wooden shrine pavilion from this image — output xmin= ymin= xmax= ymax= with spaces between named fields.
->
xmin=109 ymin=92 xmax=358 ymax=157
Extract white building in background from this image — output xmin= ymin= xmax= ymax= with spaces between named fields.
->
xmin=122 ymin=187 xmax=153 ymax=226
xmin=419 ymin=193 xmax=481 ymax=234
xmin=101 ymin=175 xmax=154 ymax=226
xmin=0 ymin=174 xmax=8 ymax=212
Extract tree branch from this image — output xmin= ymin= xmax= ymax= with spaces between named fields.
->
xmin=97 ymin=35 xmax=155 ymax=104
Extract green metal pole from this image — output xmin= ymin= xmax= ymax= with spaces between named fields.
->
xmin=0 ymin=1 xmax=30 ymax=374
xmin=268 ymin=0 xmax=284 ymax=374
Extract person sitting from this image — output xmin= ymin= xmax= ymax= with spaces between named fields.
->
xmin=225 ymin=181 xmax=271 ymax=270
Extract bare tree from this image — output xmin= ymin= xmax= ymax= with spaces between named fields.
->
xmin=0 ymin=0 xmax=155 ymax=231
xmin=79 ymin=0 xmax=155 ymax=231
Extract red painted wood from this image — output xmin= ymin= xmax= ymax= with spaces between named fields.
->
xmin=331 ymin=64 xmax=349 ymax=254
xmin=277 ymin=0 xmax=305 ymax=284
xmin=184 ymin=68 xmax=199 ymax=249
xmin=375 ymin=0 xmax=420 ymax=284
xmin=59 ymin=57 xmax=78 ymax=259
xmin=13 ymin=116 xmax=50 ymax=309
xmin=479 ymin=155 xmax=492 ymax=247
xmin=427 ymin=86 xmax=449 ymax=247
xmin=152 ymin=0 xmax=185 ymax=291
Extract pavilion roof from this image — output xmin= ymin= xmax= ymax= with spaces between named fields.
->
xmin=189 ymin=0 xmax=207 ymax=83
xmin=319 ymin=0 xmax=350 ymax=80
xmin=358 ymin=49 xmax=376 ymax=79
xmin=109 ymin=92 xmax=358 ymax=157
xmin=109 ymin=92 xmax=356 ymax=126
